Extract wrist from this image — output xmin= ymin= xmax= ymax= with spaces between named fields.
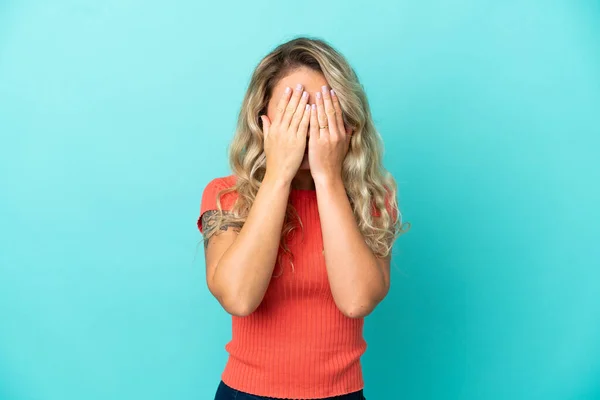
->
xmin=313 ymin=175 xmax=344 ymax=191
xmin=263 ymin=172 xmax=292 ymax=192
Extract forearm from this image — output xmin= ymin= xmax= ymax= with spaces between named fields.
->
xmin=315 ymin=178 xmax=387 ymax=318
xmin=213 ymin=173 xmax=291 ymax=314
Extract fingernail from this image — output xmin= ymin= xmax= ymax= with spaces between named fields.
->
xmin=312 ymin=104 xmax=316 ymax=110
xmin=302 ymin=91 xmax=308 ymax=99
xmin=330 ymin=89 xmax=336 ymax=97
xmin=321 ymin=85 xmax=328 ymax=92
xmin=296 ymin=83 xmax=303 ymax=91
xmin=316 ymin=91 xmax=322 ymax=99
xmin=285 ymin=87 xmax=291 ymax=94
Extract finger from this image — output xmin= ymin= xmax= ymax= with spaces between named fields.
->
xmin=309 ymin=103 xmax=319 ymax=140
xmin=281 ymin=83 xmax=304 ymax=129
xmin=309 ymin=104 xmax=319 ymax=149
xmin=330 ymin=89 xmax=346 ymax=137
xmin=315 ymin=90 xmax=329 ymax=138
xmin=297 ymin=103 xmax=311 ymax=139
xmin=321 ymin=85 xmax=338 ymax=137
xmin=289 ymin=90 xmax=309 ymax=133
xmin=260 ymin=115 xmax=271 ymax=138
xmin=273 ymin=86 xmax=292 ymax=126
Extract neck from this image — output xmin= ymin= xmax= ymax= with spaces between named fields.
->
xmin=291 ymin=170 xmax=315 ymax=190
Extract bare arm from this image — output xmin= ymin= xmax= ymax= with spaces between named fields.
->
xmin=315 ymin=178 xmax=391 ymax=318
xmin=308 ymin=84 xmax=392 ymax=318
xmin=203 ymin=82 xmax=311 ymax=316
xmin=203 ymin=175 xmax=292 ymax=317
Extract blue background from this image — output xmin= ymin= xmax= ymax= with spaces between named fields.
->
xmin=1 ymin=1 xmax=599 ymax=399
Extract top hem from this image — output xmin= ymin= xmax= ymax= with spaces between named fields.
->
xmin=221 ymin=374 xmax=364 ymax=399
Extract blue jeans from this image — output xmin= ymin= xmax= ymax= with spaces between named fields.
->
xmin=214 ymin=380 xmax=367 ymax=400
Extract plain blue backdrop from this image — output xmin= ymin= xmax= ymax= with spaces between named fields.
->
xmin=1 ymin=1 xmax=599 ymax=399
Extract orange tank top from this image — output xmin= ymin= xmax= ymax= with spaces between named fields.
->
xmin=198 ymin=175 xmax=367 ymax=399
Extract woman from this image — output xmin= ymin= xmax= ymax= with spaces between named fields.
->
xmin=197 ymin=36 xmax=410 ymax=400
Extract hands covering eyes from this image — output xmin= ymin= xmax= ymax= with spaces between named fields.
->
xmin=260 ymin=83 xmax=353 ymax=184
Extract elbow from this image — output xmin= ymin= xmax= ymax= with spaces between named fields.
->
xmin=224 ymin=302 xmax=255 ymax=317
xmin=338 ymin=297 xmax=376 ymax=318
xmin=208 ymin=273 xmax=257 ymax=317
xmin=214 ymin=290 xmax=257 ymax=317
xmin=339 ymin=289 xmax=389 ymax=319
xmin=217 ymin=293 xmax=256 ymax=317
xmin=339 ymin=263 xmax=391 ymax=318
xmin=341 ymin=305 xmax=372 ymax=319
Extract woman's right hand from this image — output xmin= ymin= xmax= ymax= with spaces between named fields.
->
xmin=260 ymin=83 xmax=311 ymax=184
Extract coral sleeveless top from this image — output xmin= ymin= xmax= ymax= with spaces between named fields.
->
xmin=197 ymin=175 xmax=366 ymax=399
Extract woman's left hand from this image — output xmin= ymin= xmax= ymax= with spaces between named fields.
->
xmin=308 ymin=84 xmax=353 ymax=184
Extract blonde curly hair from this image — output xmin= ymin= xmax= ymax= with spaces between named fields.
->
xmin=202 ymin=36 xmax=410 ymax=272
